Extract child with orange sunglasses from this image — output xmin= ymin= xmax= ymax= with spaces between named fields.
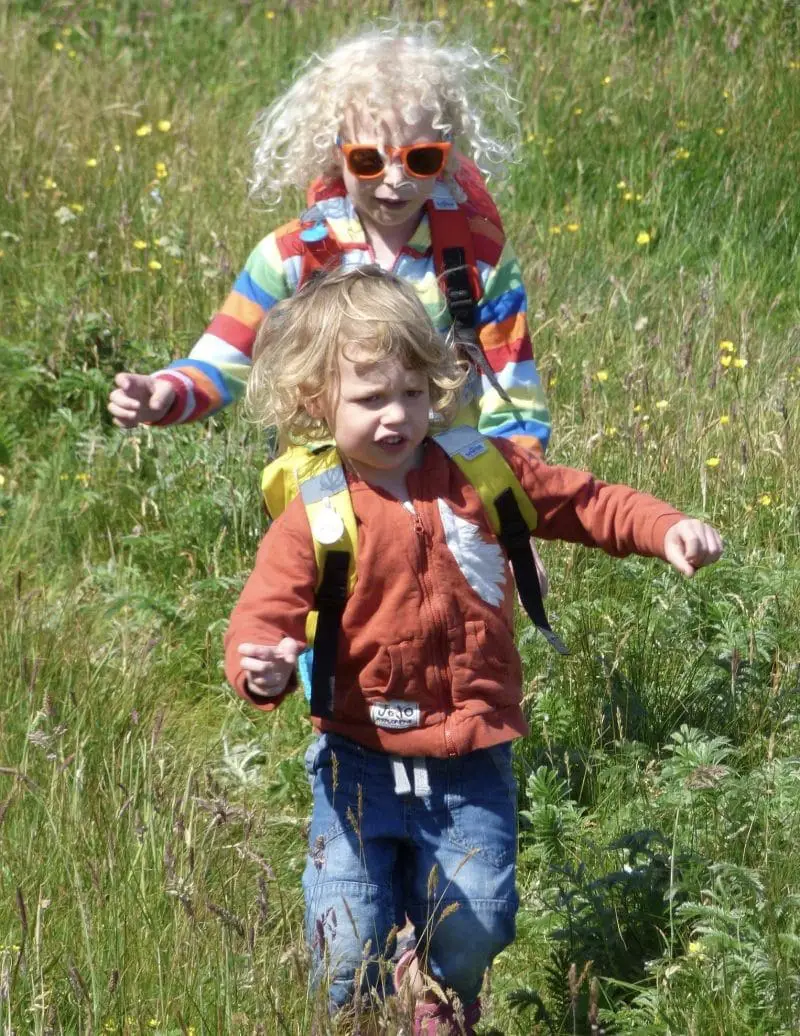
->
xmin=107 ymin=25 xmax=551 ymax=463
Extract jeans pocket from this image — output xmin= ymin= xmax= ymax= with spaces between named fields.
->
xmin=447 ymin=748 xmax=518 ymax=869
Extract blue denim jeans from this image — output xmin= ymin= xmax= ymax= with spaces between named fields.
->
xmin=302 ymin=732 xmax=519 ymax=1011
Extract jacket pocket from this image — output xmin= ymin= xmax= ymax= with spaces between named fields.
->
xmin=449 ymin=620 xmax=515 ymax=706
xmin=357 ymin=642 xmax=420 ymax=700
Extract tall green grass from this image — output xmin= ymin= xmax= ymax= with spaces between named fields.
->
xmin=2 ymin=0 xmax=799 ymax=1032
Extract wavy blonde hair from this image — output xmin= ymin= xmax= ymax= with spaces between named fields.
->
xmin=249 ymin=24 xmax=521 ymax=205
xmin=246 ymin=266 xmax=467 ymax=441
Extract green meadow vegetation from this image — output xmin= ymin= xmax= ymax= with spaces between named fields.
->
xmin=1 ymin=0 xmax=799 ymax=1032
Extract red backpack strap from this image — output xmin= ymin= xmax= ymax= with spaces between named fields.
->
xmin=452 ymin=156 xmax=502 ymax=228
xmin=306 ymin=175 xmax=347 ymax=206
xmin=297 ymin=222 xmax=344 ymax=287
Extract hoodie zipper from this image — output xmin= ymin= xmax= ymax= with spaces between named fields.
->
xmin=410 ymin=507 xmax=457 ymax=757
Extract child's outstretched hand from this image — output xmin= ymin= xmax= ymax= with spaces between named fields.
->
xmin=237 ymin=638 xmax=299 ymax=698
xmin=664 ymin=519 xmax=723 ymax=577
xmin=108 ymin=373 xmax=176 ymax=427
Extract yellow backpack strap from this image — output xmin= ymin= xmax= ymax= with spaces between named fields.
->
xmin=276 ymin=448 xmax=357 ymax=719
xmin=433 ymin=426 xmax=569 ymax=656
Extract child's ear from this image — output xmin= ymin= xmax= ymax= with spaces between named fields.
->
xmin=304 ymin=396 xmax=325 ymax=421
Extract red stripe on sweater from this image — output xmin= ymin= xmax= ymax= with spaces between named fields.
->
xmin=477 ymin=330 xmax=534 ymax=371
xmin=207 ymin=313 xmax=257 ymax=356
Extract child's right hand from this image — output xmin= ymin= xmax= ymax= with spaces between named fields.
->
xmin=108 ymin=373 xmax=175 ymax=427
xmin=238 ymin=638 xmax=299 ymax=698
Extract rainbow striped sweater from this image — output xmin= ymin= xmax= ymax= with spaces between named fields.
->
xmin=153 ymin=183 xmax=551 ymax=452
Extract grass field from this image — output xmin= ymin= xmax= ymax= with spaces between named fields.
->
xmin=1 ymin=0 xmax=800 ymax=1032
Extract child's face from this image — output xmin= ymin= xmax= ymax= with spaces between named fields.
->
xmin=321 ymin=346 xmax=431 ymax=483
xmin=339 ymin=108 xmax=443 ymax=231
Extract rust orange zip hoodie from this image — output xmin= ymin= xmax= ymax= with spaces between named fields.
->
xmin=224 ymin=438 xmax=686 ymax=758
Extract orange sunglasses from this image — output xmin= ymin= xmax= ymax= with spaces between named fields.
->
xmin=338 ymin=140 xmax=452 ymax=180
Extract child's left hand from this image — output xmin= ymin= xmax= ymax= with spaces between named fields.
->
xmin=663 ymin=519 xmax=723 ymax=576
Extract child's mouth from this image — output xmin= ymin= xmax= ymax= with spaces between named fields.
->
xmin=376 ymin=435 xmax=407 ymax=452
xmin=376 ymin=197 xmax=411 ymax=210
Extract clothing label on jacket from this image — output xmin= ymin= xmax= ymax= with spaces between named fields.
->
xmin=369 ymin=700 xmax=421 ymax=730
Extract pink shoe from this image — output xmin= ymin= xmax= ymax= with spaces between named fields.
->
xmin=413 ymin=997 xmax=481 ymax=1035
xmin=395 ymin=947 xmax=417 ymax=991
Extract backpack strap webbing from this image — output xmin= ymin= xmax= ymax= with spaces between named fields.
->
xmin=433 ymin=426 xmax=569 ymax=655
xmin=493 ymin=488 xmax=569 ymax=656
xmin=309 ymin=549 xmax=349 ymax=719
xmin=429 ymin=204 xmax=513 ymax=405
xmin=261 ymin=447 xmax=357 ymax=719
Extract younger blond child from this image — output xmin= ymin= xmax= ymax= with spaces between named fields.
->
xmin=224 ymin=266 xmax=722 ymax=1035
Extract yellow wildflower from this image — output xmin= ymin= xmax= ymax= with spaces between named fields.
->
xmin=706 ymin=457 xmax=721 ymax=468
xmin=673 ymin=147 xmax=691 ymax=160
xmin=573 ymin=107 xmax=583 ymax=116
xmin=85 ymin=158 xmax=98 ymax=168
xmin=485 ymin=0 xmax=495 ymax=8
xmin=636 ymin=231 xmax=651 ymax=245
xmin=790 ymin=60 xmax=800 ymax=71
xmin=718 ymin=340 xmax=735 ymax=352
xmin=437 ymin=5 xmax=447 ymax=15
xmin=566 ymin=222 xmax=580 ymax=232
xmin=113 ymin=144 xmax=122 ymax=153
xmin=635 ymin=193 xmax=643 ymax=201
xmin=723 ymin=89 xmax=731 ymax=99
xmin=75 ymin=472 xmax=91 ymax=485
xmin=655 ymin=399 xmax=668 ymax=411
xmin=616 ymin=180 xmax=627 ymax=189
xmin=623 ymin=191 xmax=634 ymax=201
xmin=0 ymin=473 xmax=5 ymax=486
xmin=62 ymin=26 xmax=72 ymax=36
xmin=715 ymin=127 xmax=726 ymax=136
xmin=157 ymin=119 xmax=172 ymax=132
xmin=43 ymin=177 xmax=57 ymax=190
xmin=549 ymin=225 xmax=561 ymax=235
xmin=759 ymin=494 xmax=772 ymax=507
xmin=732 ymin=357 xmax=747 ymax=368
xmin=604 ymin=426 xmax=617 ymax=437
xmin=632 ymin=403 xmax=642 ymax=413
xmin=266 ymin=8 xmax=276 ymax=17
xmin=68 ymin=50 xmax=77 ymax=58
xmin=148 ymin=259 xmax=162 ymax=271
xmin=69 ymin=202 xmax=84 ymax=213
xmin=676 ymin=119 xmax=689 ymax=129
xmin=602 ymin=75 xmax=611 ymax=85
xmin=719 ymin=415 xmax=730 ymax=425
xmin=526 ymin=132 xmax=536 ymax=142
xmin=155 ymin=161 xmax=168 ymax=178
xmin=688 ymin=941 xmax=703 ymax=955
xmin=54 ymin=41 xmax=64 ymax=51
xmin=133 ymin=240 xmax=148 ymax=250
xmin=595 ymin=369 xmax=609 ymax=383
xmin=720 ymin=354 xmax=732 ymax=368
xmin=136 ymin=123 xmax=153 ymax=137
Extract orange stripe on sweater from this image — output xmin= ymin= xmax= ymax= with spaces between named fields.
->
xmin=479 ymin=312 xmax=528 ymax=352
xmin=219 ymin=291 xmax=266 ymax=329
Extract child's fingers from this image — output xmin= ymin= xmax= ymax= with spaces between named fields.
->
xmin=238 ymin=642 xmax=279 ymax=660
xmin=275 ymin=637 xmax=299 ymax=665
xmin=685 ymin=525 xmax=723 ymax=567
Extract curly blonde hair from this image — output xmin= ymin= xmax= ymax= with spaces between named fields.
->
xmin=246 ymin=266 xmax=467 ymax=441
xmin=249 ymin=24 xmax=521 ymax=205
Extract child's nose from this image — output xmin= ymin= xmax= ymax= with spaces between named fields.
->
xmin=382 ymin=398 xmax=407 ymax=423
xmin=382 ymin=158 xmax=406 ymax=186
